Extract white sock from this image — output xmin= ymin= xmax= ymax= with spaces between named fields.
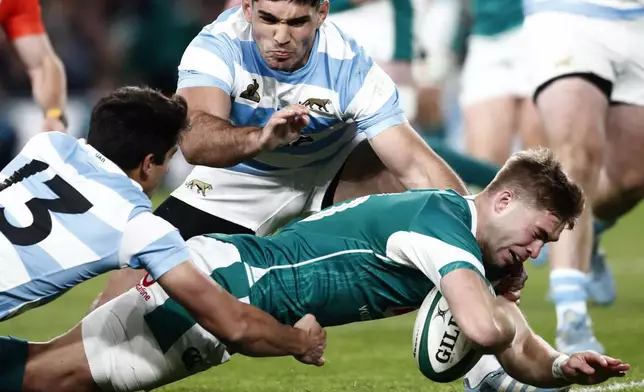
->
xmin=465 ymin=355 xmax=501 ymax=386
xmin=550 ymin=268 xmax=589 ymax=330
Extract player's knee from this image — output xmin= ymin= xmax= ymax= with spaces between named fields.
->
xmin=556 ymin=142 xmax=604 ymax=186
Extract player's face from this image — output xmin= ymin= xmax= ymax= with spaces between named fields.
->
xmin=485 ymin=194 xmax=565 ymax=268
xmin=243 ymin=0 xmax=329 ymax=71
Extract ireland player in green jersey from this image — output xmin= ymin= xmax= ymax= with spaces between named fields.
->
xmin=1 ymin=149 xmax=630 ymax=392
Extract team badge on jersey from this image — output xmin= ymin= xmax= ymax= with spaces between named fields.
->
xmin=239 ymin=79 xmax=260 ymax=103
xmin=185 ymin=179 xmax=213 ymax=196
xmin=300 ymin=97 xmax=333 ymax=114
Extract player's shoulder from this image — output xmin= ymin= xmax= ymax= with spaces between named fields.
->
xmin=317 ymin=20 xmax=364 ymax=60
xmin=21 ymin=131 xmax=80 ymax=158
xmin=409 ymin=189 xmax=479 ymax=248
xmin=197 ymin=7 xmax=249 ymax=48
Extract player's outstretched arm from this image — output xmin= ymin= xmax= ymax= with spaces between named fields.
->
xmin=369 ymin=123 xmax=468 ymax=195
xmin=157 ymin=260 xmax=326 ymax=366
xmin=493 ymin=298 xmax=630 ymax=388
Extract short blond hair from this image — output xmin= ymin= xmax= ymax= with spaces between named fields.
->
xmin=486 ymin=148 xmax=585 ymax=229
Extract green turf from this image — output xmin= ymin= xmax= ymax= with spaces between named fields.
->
xmin=1 ymin=193 xmax=643 ymax=392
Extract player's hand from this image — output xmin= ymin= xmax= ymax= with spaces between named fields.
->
xmin=258 ymin=105 xmax=310 ymax=151
xmin=293 ymin=314 xmax=326 ymax=366
xmin=42 ymin=117 xmax=67 ymax=133
xmin=561 ymin=351 xmax=630 ymax=385
xmin=493 ymin=262 xmax=528 ymax=302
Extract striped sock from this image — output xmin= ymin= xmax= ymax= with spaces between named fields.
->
xmin=550 ymin=268 xmax=589 ymax=330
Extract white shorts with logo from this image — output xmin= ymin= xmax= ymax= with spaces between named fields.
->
xmin=460 ymin=27 xmax=531 ymax=107
xmin=82 ymin=239 xmax=244 ymax=392
xmin=171 ymin=134 xmax=365 ymax=236
xmin=523 ymin=11 xmax=644 ymax=105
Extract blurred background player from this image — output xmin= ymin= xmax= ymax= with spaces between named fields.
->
xmin=521 ymin=0 xmax=644 ymax=355
xmin=458 ymin=0 xmax=545 ymax=165
xmin=0 ymin=0 xmax=67 ymax=168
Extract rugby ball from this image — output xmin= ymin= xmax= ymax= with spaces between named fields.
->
xmin=412 ymin=286 xmax=483 ymax=383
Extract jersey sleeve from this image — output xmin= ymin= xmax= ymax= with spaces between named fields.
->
xmin=386 ymin=197 xmax=485 ymax=291
xmin=341 ymin=49 xmax=408 ymax=139
xmin=3 ymin=0 xmax=45 ymax=41
xmin=177 ymin=24 xmax=238 ymax=95
xmin=119 ymin=212 xmax=192 ymax=280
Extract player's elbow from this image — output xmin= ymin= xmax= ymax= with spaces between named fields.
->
xmin=180 ymin=137 xmax=203 ymax=165
xmin=465 ymin=323 xmax=512 ymax=351
xmin=460 ymin=311 xmax=516 ymax=351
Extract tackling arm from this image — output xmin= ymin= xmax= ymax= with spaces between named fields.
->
xmin=369 ymin=124 xmax=468 ymax=195
xmin=177 ymin=87 xmax=264 ymax=167
xmin=158 ymin=261 xmax=325 ymax=364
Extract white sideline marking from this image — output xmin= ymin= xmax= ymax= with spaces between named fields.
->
xmin=573 ymin=381 xmax=644 ymax=392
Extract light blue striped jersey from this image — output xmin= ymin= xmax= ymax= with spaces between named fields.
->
xmin=0 ymin=132 xmax=191 ymax=321
xmin=525 ymin=0 xmax=644 ymax=19
xmin=177 ymin=6 xmax=407 ymax=176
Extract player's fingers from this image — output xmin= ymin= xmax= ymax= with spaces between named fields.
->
xmin=287 ymin=104 xmax=310 ymax=114
xmin=296 ymin=114 xmax=310 ymax=126
xmin=602 ymin=356 xmax=622 ymax=366
xmin=609 ymin=364 xmax=630 ymax=372
xmin=585 ymin=351 xmax=608 ymax=367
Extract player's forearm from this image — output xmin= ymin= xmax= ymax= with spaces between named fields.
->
xmin=403 ymin=148 xmax=468 ymax=195
xmin=223 ymin=304 xmax=311 ymax=358
xmin=497 ymin=334 xmax=571 ymax=388
xmin=158 ymin=263 xmax=311 ymax=358
xmin=494 ymin=302 xmax=571 ymax=388
xmin=181 ymin=111 xmax=263 ymax=167
xmin=29 ymin=52 xmax=67 ymax=113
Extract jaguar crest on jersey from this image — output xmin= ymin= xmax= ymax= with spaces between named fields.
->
xmin=185 ymin=179 xmax=213 ymax=196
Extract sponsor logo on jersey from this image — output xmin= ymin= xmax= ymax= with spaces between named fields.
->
xmin=240 ymin=79 xmax=261 ymax=103
xmin=135 ymin=282 xmax=151 ymax=301
xmin=182 ymin=347 xmax=204 ymax=371
xmin=135 ymin=273 xmax=156 ymax=301
xmin=359 ymin=304 xmax=372 ymax=321
xmin=185 ymin=179 xmax=213 ymax=196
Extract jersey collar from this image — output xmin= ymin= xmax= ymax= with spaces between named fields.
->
xmin=464 ymin=195 xmax=478 ymax=238
xmin=78 ymin=139 xmax=144 ymax=192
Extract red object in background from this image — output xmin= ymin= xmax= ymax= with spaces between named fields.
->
xmin=0 ymin=0 xmax=45 ymax=41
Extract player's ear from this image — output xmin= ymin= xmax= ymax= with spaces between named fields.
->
xmin=316 ymin=0 xmax=329 ymax=27
xmin=242 ymin=0 xmax=253 ymax=23
xmin=493 ymin=189 xmax=514 ymax=214
xmin=141 ymin=153 xmax=155 ymax=179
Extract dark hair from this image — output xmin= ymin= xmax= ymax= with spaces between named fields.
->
xmin=86 ymin=86 xmax=189 ymax=171
xmin=254 ymin=0 xmax=322 ymax=7
xmin=486 ymin=148 xmax=585 ymax=229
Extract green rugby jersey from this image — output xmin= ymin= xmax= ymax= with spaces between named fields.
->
xmin=207 ymin=189 xmax=487 ymax=326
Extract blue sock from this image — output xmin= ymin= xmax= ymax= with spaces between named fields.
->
xmin=0 ymin=336 xmax=28 ymax=392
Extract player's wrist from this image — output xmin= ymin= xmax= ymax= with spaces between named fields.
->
xmin=552 ymin=354 xmax=570 ymax=380
xmin=44 ymin=108 xmax=68 ymax=128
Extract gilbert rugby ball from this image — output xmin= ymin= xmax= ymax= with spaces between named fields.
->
xmin=412 ymin=286 xmax=484 ymax=383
